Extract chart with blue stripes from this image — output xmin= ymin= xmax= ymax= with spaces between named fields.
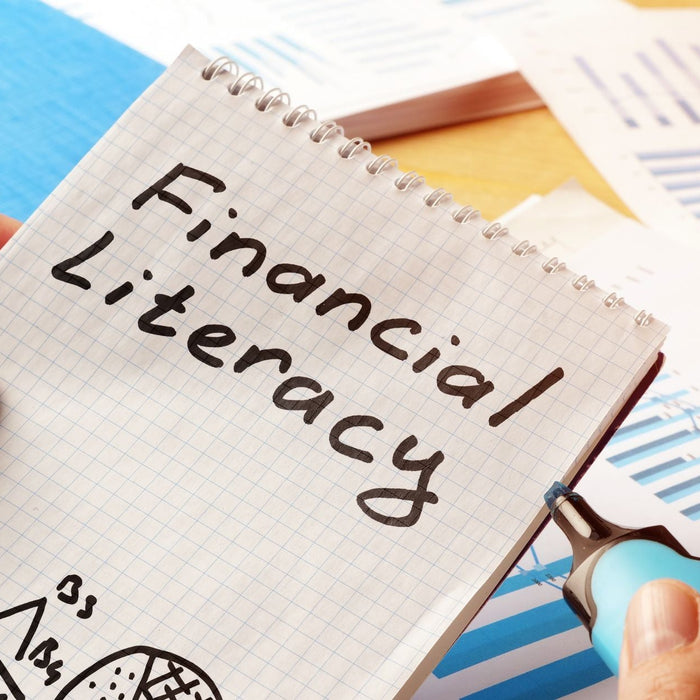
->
xmin=635 ymin=149 xmax=700 ymax=220
xmin=44 ymin=0 xmax=519 ymax=122
xmin=495 ymin=5 xmax=700 ymax=238
xmin=573 ymin=37 xmax=700 ymax=130
xmin=606 ymin=372 xmax=700 ymax=520
xmin=414 ymin=370 xmax=700 ymax=700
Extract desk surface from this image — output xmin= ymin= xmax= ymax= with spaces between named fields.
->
xmin=375 ymin=0 xmax=700 ymax=222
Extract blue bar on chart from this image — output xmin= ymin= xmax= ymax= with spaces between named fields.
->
xmin=636 ymin=150 xmax=700 ymax=219
xmin=604 ymin=372 xmax=700 ymax=516
xmin=636 ymin=50 xmax=700 ymax=124
xmin=574 ymin=55 xmax=638 ymax=128
xmin=433 ymin=598 xmax=579 ymax=677
xmin=620 ymin=73 xmax=670 ymax=126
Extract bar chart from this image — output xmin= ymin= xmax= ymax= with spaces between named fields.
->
xmin=607 ymin=372 xmax=700 ymax=518
xmin=573 ymin=37 xmax=700 ymax=131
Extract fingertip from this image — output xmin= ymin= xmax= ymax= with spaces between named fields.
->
xmin=619 ymin=579 xmax=700 ymax=699
xmin=0 ymin=213 xmax=22 ymax=248
xmin=625 ymin=579 xmax=699 ymax=669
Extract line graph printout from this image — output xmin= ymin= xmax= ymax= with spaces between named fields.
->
xmin=490 ymin=6 xmax=700 ymax=242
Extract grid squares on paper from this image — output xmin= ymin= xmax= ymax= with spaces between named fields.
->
xmin=0 ymin=46 xmax=665 ymax=698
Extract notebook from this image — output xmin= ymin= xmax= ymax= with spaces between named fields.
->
xmin=0 ymin=47 xmax=665 ymax=699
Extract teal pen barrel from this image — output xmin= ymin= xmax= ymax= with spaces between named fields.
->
xmin=590 ymin=539 xmax=700 ymax=673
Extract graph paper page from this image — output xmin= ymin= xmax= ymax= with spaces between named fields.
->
xmin=0 ymin=47 xmax=666 ymax=698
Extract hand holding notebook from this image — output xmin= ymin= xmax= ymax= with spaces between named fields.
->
xmin=0 ymin=47 xmax=665 ymax=698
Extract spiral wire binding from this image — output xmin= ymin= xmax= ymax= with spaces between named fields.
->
xmin=451 ymin=205 xmax=480 ymax=224
xmin=394 ymin=171 xmax=425 ymax=191
xmin=201 ymin=57 xmax=238 ymax=80
xmin=424 ymin=188 xmax=452 ymax=208
xmin=366 ymin=154 xmax=397 ymax=175
xmin=542 ymin=257 xmax=566 ymax=274
xmin=573 ymin=275 xmax=595 ymax=292
xmin=480 ymin=221 xmax=506 ymax=239
xmin=256 ymin=88 xmax=290 ymax=112
xmin=634 ymin=310 xmax=654 ymax=327
xmin=603 ymin=292 xmax=625 ymax=309
xmin=282 ymin=105 xmax=317 ymax=128
xmin=200 ymin=54 xmax=655 ymax=328
xmin=512 ymin=240 xmax=538 ymax=257
xmin=310 ymin=120 xmax=344 ymax=143
xmin=229 ymin=72 xmax=263 ymax=95
xmin=338 ymin=137 xmax=371 ymax=160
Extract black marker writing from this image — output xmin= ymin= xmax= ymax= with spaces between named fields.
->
xmin=0 ymin=660 xmax=24 ymax=700
xmin=132 ymin=163 xmax=225 ymax=214
xmin=412 ymin=347 xmax=440 ymax=373
xmin=437 ymin=365 xmax=495 ymax=409
xmin=357 ymin=436 xmax=444 ymax=527
xmin=272 ymin=376 xmax=334 ymax=425
xmin=266 ymin=263 xmax=326 ymax=303
xmin=0 ymin=598 xmax=46 ymax=662
xmin=50 ymin=163 xmax=574 ymax=528
xmin=489 ymin=367 xmax=565 ymax=427
xmin=187 ymin=324 xmax=236 ymax=367
xmin=56 ymin=574 xmax=97 ymax=619
xmin=315 ymin=289 xmax=371 ymax=331
xmin=55 ymin=646 xmax=222 ymax=700
xmin=51 ymin=231 xmax=114 ymax=290
xmin=27 ymin=638 xmax=62 ymax=686
xmin=370 ymin=318 xmax=422 ymax=361
xmin=210 ymin=230 xmax=267 ymax=277
xmin=329 ymin=415 xmax=384 ymax=464
xmin=0 ymin=574 xmax=98 ymax=693
xmin=233 ymin=345 xmax=292 ymax=375
xmin=56 ymin=575 xmax=82 ymax=605
xmin=186 ymin=218 xmax=211 ymax=242
xmin=138 ymin=286 xmax=195 ymax=337
xmin=104 ymin=281 xmax=134 ymax=305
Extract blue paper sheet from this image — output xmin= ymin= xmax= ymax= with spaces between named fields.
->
xmin=0 ymin=0 xmax=163 ymax=220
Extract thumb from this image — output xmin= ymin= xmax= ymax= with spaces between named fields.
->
xmin=619 ymin=579 xmax=700 ymax=699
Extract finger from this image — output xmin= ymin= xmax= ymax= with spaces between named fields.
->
xmin=619 ymin=579 xmax=700 ymax=700
xmin=0 ymin=213 xmax=22 ymax=249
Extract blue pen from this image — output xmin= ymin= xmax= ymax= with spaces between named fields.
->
xmin=544 ymin=481 xmax=700 ymax=674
